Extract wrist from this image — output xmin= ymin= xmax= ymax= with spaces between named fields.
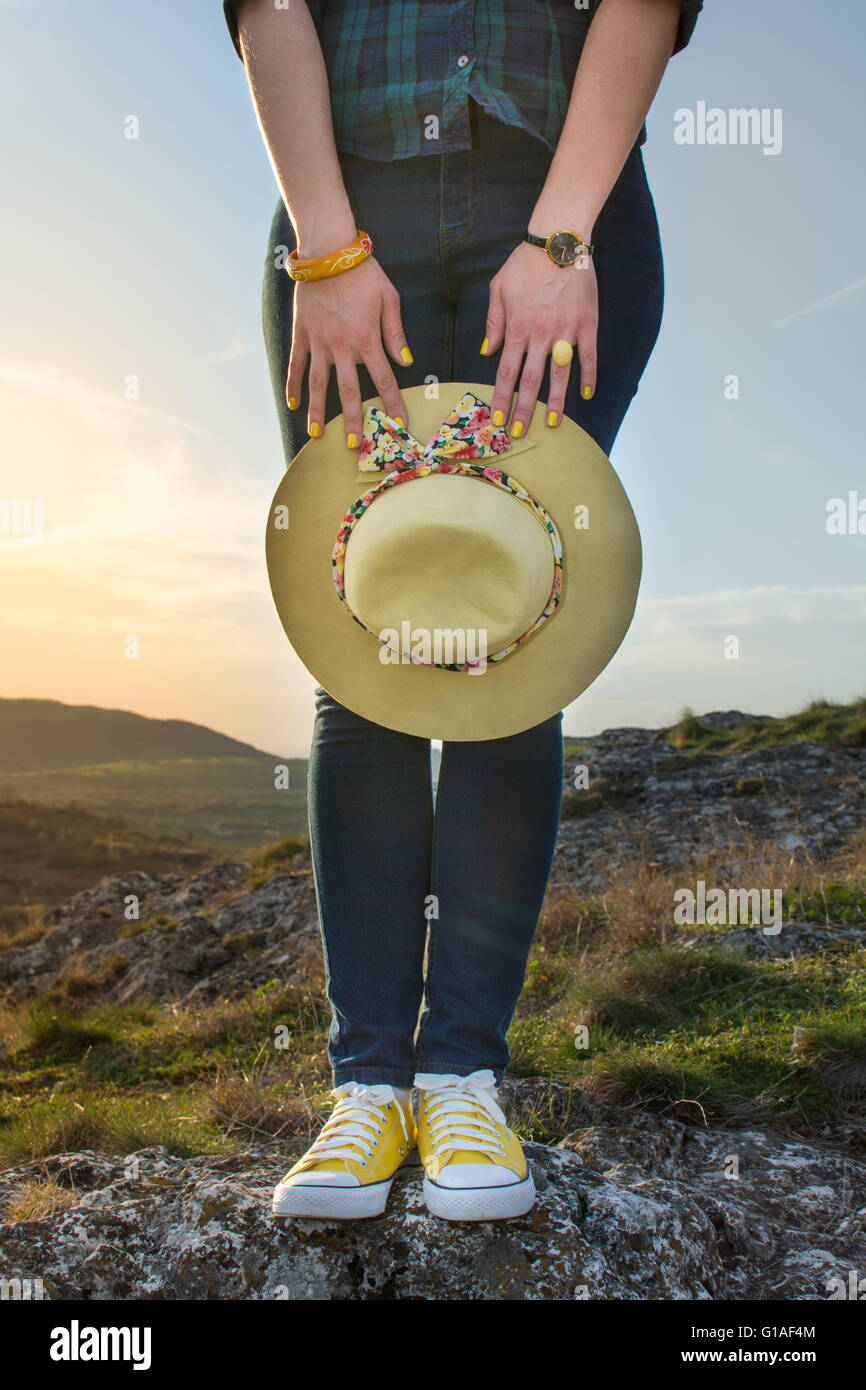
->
xmin=293 ymin=206 xmax=358 ymax=261
xmin=528 ymin=203 xmax=595 ymax=246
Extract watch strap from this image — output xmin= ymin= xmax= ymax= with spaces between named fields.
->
xmin=524 ymin=230 xmax=595 ymax=261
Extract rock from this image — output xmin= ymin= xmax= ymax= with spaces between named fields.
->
xmin=674 ymin=922 xmax=866 ymax=959
xmin=778 ymin=832 xmax=808 ymax=851
xmin=0 ymin=1107 xmax=862 ymax=1300
xmin=0 ymin=863 xmax=320 ymax=1003
xmin=555 ymin=730 xmax=865 ymax=895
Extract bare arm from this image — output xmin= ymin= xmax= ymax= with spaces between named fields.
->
xmin=530 ymin=0 xmax=682 ymax=243
xmin=233 ymin=0 xmax=412 ymax=442
xmin=233 ymin=0 xmax=355 ymax=258
xmin=486 ymin=0 xmax=683 ymax=433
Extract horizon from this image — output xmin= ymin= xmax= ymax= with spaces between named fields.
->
xmin=0 ymin=691 xmax=859 ymax=765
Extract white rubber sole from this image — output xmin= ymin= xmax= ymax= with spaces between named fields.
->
xmin=272 ymin=1176 xmax=393 ymax=1220
xmin=422 ymin=1170 xmax=536 ymax=1222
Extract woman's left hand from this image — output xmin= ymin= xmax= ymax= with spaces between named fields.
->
xmin=482 ymin=242 xmax=598 ymax=434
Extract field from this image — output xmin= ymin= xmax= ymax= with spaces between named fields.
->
xmin=0 ymin=756 xmax=308 ymax=850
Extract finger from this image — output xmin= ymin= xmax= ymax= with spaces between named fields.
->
xmin=363 ymin=348 xmax=408 ymax=428
xmin=510 ymin=338 xmax=549 ymax=437
xmin=306 ymin=348 xmax=331 ymax=440
xmin=380 ymin=286 xmax=413 ymax=369
xmin=490 ymin=321 xmax=527 ymax=428
xmin=333 ymin=356 xmax=364 ymax=448
xmin=577 ymin=313 xmax=598 ymax=401
xmin=545 ymin=357 xmax=572 ymax=427
xmin=480 ymin=276 xmax=506 ymax=358
xmin=286 ymin=324 xmax=309 ymax=413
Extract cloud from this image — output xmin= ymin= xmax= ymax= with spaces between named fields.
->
xmin=209 ymin=335 xmax=247 ymax=363
xmin=0 ymin=361 xmax=215 ymax=440
xmin=1 ymin=363 xmax=267 ymax=626
xmin=774 ymin=274 xmax=866 ymax=329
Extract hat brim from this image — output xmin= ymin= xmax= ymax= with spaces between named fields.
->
xmin=265 ymin=383 xmax=641 ymax=741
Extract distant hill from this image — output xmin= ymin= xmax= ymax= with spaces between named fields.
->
xmin=0 ymin=701 xmax=308 ymax=850
xmin=0 ymin=700 xmax=278 ymax=773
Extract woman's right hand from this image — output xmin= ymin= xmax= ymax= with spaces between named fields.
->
xmin=286 ymin=256 xmax=413 ymax=448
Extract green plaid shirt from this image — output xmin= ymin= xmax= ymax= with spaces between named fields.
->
xmin=223 ymin=1 xmax=702 ymax=161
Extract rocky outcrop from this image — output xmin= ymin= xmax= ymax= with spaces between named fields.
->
xmin=0 ymin=861 xmax=320 ymax=1003
xmin=556 ymin=717 xmax=865 ymax=894
xmin=0 ymin=1097 xmax=862 ymax=1300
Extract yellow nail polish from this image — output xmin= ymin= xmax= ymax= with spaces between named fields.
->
xmin=547 ymin=410 xmax=558 ymax=427
xmin=510 ymin=420 xmax=524 ymax=438
xmin=309 ymin=421 xmax=321 ymax=438
xmin=400 ymin=346 xmax=414 ymax=365
xmin=480 ymin=337 xmax=489 ymax=356
xmin=582 ymin=385 xmax=593 ymax=400
xmin=288 ymin=396 xmax=298 ymax=411
xmin=394 ymin=415 xmax=405 ymax=428
xmin=347 ymin=432 xmax=358 ymax=449
xmin=492 ymin=409 xmax=504 ymax=427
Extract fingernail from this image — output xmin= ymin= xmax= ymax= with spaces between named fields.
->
xmin=347 ymin=432 xmax=358 ymax=449
xmin=547 ymin=410 xmax=558 ymax=427
xmin=510 ymin=420 xmax=524 ymax=438
xmin=394 ymin=415 xmax=405 ymax=428
xmin=582 ymin=385 xmax=593 ymax=400
xmin=480 ymin=337 xmax=489 ymax=356
xmin=400 ymin=346 xmax=414 ymax=365
xmin=309 ymin=421 xmax=321 ymax=438
xmin=492 ymin=409 xmax=504 ymax=427
xmin=288 ymin=396 xmax=298 ymax=411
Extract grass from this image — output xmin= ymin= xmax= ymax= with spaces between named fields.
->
xmin=666 ymin=696 xmax=866 ymax=756
xmin=5 ymin=1177 xmax=81 ymax=1223
xmin=3 ymin=827 xmax=864 ymax=1167
xmin=0 ymin=983 xmax=332 ymax=1168
xmin=0 ymin=754 xmax=309 ymax=854
xmin=245 ymin=835 xmax=310 ymax=891
xmin=0 ymin=797 xmax=218 ymax=942
xmin=508 ymin=826 xmax=866 ymax=1132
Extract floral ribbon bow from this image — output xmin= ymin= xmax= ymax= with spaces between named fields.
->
xmin=357 ymin=390 xmax=514 ymax=473
xmin=332 ymin=391 xmax=564 ymax=671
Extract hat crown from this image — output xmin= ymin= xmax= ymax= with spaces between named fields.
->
xmin=343 ymin=473 xmax=555 ymax=661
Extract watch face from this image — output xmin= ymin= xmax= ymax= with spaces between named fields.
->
xmin=547 ymin=231 xmax=579 ymax=267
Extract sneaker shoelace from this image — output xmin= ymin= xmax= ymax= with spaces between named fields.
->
xmin=415 ymin=1069 xmax=508 ymax=1163
xmin=303 ymin=1084 xmax=409 ymax=1169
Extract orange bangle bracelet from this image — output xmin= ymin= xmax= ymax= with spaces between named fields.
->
xmin=286 ymin=230 xmax=373 ymax=282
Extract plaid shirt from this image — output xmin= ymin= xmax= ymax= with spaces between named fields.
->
xmin=223 ymin=1 xmax=702 ymax=162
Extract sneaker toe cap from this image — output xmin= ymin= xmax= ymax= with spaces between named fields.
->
xmin=275 ymin=1171 xmax=361 ymax=1193
xmin=433 ymin=1162 xmax=523 ymax=1190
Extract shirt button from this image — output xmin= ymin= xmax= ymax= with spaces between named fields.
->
xmin=457 ymin=54 xmax=470 ymax=67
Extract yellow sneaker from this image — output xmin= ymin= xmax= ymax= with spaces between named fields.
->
xmin=414 ymin=1070 xmax=535 ymax=1221
xmin=272 ymin=1083 xmax=416 ymax=1219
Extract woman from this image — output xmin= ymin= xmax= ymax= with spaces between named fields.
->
xmin=224 ymin=0 xmax=702 ymax=1222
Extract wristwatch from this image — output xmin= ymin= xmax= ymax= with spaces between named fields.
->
xmin=524 ymin=229 xmax=594 ymax=267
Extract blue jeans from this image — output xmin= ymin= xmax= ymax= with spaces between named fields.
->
xmin=262 ymin=101 xmax=664 ymax=1087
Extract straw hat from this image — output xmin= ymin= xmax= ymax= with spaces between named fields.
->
xmin=266 ymin=383 xmax=641 ymax=741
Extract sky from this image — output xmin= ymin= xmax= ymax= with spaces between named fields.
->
xmin=1 ymin=0 xmax=864 ymax=755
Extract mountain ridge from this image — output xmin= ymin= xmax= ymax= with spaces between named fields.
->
xmin=0 ymin=698 xmax=279 ymax=772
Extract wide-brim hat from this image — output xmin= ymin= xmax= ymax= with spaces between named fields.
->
xmin=266 ymin=382 xmax=641 ymax=742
